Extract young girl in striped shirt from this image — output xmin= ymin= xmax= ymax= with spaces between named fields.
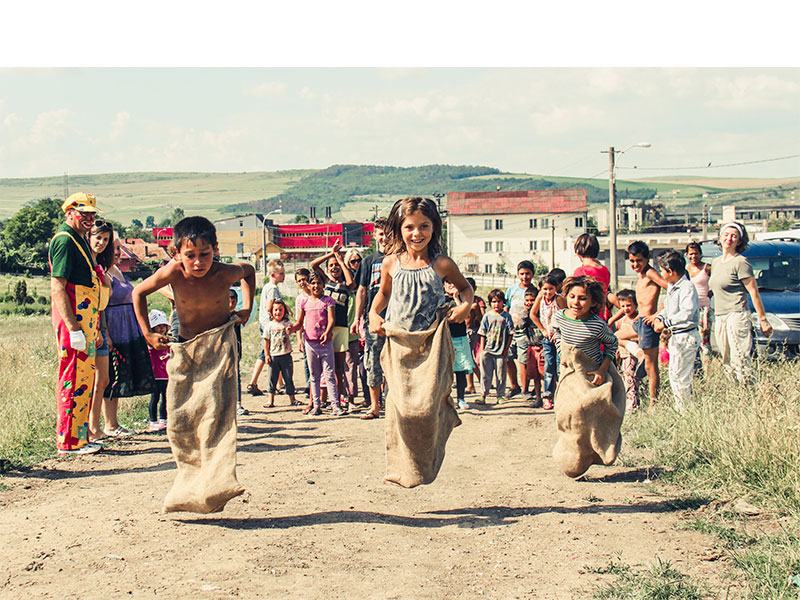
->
xmin=552 ymin=275 xmax=619 ymax=388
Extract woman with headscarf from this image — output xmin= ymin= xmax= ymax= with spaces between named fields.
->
xmin=708 ymin=222 xmax=772 ymax=384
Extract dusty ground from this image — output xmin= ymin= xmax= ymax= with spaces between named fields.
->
xmin=0 ymin=378 xmax=730 ymax=600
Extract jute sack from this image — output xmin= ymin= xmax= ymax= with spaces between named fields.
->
xmin=552 ymin=344 xmax=626 ymax=478
xmin=163 ymin=316 xmax=245 ymax=513
xmin=381 ymin=305 xmax=461 ymax=488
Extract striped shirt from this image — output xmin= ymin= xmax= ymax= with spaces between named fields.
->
xmin=552 ymin=309 xmax=618 ymax=366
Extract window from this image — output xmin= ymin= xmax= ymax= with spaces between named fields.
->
xmin=542 ymin=218 xmax=550 ymax=229
xmin=495 ymin=219 xmax=504 ymax=230
xmin=239 ymin=220 xmax=243 ymax=227
xmin=575 ymin=216 xmax=584 ymax=228
xmin=236 ymin=243 xmax=244 ymax=254
xmin=529 ymin=218 xmax=537 ymax=229
xmin=529 ymin=240 xmax=538 ymax=252
xmin=484 ymin=241 xmax=493 ymax=252
xmin=496 ymin=241 xmax=504 ymax=252
xmin=239 ymin=231 xmax=244 ymax=237
xmin=541 ymin=240 xmax=550 ymax=252
xmin=484 ymin=264 xmax=493 ymax=274
xmin=484 ymin=219 xmax=493 ymax=230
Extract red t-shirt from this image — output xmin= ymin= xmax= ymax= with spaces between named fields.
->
xmin=573 ymin=264 xmax=611 ymax=321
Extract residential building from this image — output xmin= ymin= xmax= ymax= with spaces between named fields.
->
xmin=447 ymin=189 xmax=588 ymax=275
xmin=721 ymin=204 xmax=800 ymax=228
xmin=117 ymin=238 xmax=170 ymax=273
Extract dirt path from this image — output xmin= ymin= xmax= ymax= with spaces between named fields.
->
xmin=0 ymin=387 xmax=728 ymax=599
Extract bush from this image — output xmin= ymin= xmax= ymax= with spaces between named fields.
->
xmin=13 ymin=280 xmax=27 ymax=305
xmin=37 ymin=296 xmax=47 ymax=305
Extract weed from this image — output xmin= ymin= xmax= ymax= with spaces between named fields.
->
xmin=583 ymin=493 xmax=603 ymax=503
xmin=592 ymin=557 xmax=710 ymax=600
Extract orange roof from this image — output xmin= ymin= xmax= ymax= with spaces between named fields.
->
xmin=447 ymin=189 xmax=587 ymax=215
xmin=119 ymin=241 xmax=170 ymax=263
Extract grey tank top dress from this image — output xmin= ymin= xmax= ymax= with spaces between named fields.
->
xmin=385 ymin=254 xmax=447 ymax=332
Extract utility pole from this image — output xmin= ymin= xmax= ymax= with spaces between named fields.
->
xmin=702 ymin=204 xmax=708 ymax=241
xmin=550 ymin=220 xmax=556 ymax=270
xmin=607 ymin=147 xmax=618 ymax=291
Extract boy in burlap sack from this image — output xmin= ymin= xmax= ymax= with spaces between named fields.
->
xmin=551 ymin=276 xmax=625 ymax=478
xmin=133 ymin=217 xmax=256 ymax=513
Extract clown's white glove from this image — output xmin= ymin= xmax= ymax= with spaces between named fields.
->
xmin=69 ymin=330 xmax=87 ymax=351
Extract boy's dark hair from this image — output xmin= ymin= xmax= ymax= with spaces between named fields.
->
xmin=465 ymin=276 xmax=477 ymax=290
xmin=685 ymin=241 xmax=702 ymax=255
xmin=228 ymin=288 xmax=238 ymax=299
xmin=657 ymin=249 xmax=687 ymax=276
xmin=173 ymin=216 xmax=217 ymax=251
xmin=295 ymin=267 xmax=311 ymax=279
xmin=524 ymin=288 xmax=537 ymax=297
xmin=616 ymin=289 xmax=637 ymax=305
xmin=540 ymin=274 xmax=560 ymax=289
xmin=627 ymin=240 xmax=650 ymax=258
xmin=487 ymin=288 xmax=506 ymax=304
xmin=562 ymin=275 xmax=605 ymax=315
xmin=384 ymin=197 xmax=443 ymax=256
xmin=308 ymin=273 xmax=324 ymax=285
xmin=374 ymin=217 xmax=388 ymax=231
xmin=547 ymin=268 xmax=566 ymax=285
xmin=516 ymin=260 xmax=535 ymax=273
xmin=574 ymin=233 xmax=600 ymax=259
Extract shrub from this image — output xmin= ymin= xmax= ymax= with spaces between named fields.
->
xmin=37 ymin=296 xmax=48 ymax=305
xmin=13 ymin=280 xmax=27 ymax=304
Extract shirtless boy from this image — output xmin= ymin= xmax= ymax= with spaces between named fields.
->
xmin=618 ymin=241 xmax=667 ymax=410
xmin=133 ymin=216 xmax=256 ymax=350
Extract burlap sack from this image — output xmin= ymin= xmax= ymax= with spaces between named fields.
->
xmin=163 ymin=316 xmax=245 ymax=513
xmin=552 ymin=344 xmax=626 ymax=478
xmin=381 ymin=306 xmax=461 ymax=488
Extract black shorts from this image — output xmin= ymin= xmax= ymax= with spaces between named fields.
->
xmin=632 ymin=318 xmax=660 ymax=349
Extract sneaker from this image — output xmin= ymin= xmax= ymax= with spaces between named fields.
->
xmin=237 ymin=406 xmax=250 ymax=416
xmin=311 ymin=407 xmax=323 ymax=416
xmin=58 ymin=443 xmax=101 ymax=456
xmin=475 ymin=396 xmax=486 ymax=405
xmin=542 ymin=398 xmax=554 ymax=410
xmin=158 ymin=418 xmax=168 ymax=426
xmin=148 ymin=421 xmax=166 ymax=432
xmin=508 ymin=387 xmax=522 ymax=398
xmin=103 ymin=426 xmax=134 ymax=437
xmin=457 ymin=398 xmax=468 ymax=411
xmin=331 ymin=406 xmax=345 ymax=416
xmin=530 ymin=397 xmax=543 ymax=409
xmin=496 ymin=396 xmax=505 ymax=405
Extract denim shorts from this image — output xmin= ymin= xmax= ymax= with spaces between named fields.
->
xmin=96 ymin=328 xmax=110 ymax=357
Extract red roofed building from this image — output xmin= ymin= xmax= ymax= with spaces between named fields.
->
xmin=446 ymin=189 xmax=588 ymax=275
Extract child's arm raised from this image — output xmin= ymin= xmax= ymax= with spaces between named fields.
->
xmin=332 ymin=247 xmax=356 ymax=289
xmin=232 ymin=262 xmax=256 ymax=324
xmin=645 ymin=267 xmax=669 ymax=290
xmin=132 ymin=263 xmax=178 ymax=350
xmin=368 ymin=255 xmax=395 ymax=336
xmin=434 ymin=256 xmax=473 ymax=323
xmin=310 ymin=241 xmax=340 ymax=284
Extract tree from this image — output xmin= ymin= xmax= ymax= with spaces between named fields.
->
xmin=768 ymin=218 xmax=795 ymax=232
xmin=145 ymin=215 xmax=156 ymax=228
xmin=293 ymin=214 xmax=309 ymax=224
xmin=170 ymin=207 xmax=185 ymax=225
xmin=131 ymin=218 xmax=144 ymax=228
xmin=0 ymin=198 xmax=63 ymax=272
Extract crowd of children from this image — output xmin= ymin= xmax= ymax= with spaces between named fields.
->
xmin=123 ymin=207 xmax=743 ymax=441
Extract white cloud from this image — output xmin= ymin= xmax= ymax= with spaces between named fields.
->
xmin=529 ymin=104 xmax=603 ymax=135
xmin=3 ymin=112 xmax=20 ymax=127
xmin=298 ymin=86 xmax=316 ymax=100
xmin=246 ymin=81 xmax=289 ymax=97
xmin=30 ymin=108 xmax=69 ymax=144
xmin=705 ymin=73 xmax=800 ymax=111
xmin=109 ymin=111 xmax=130 ymax=140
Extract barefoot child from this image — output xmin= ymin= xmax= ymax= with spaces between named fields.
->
xmin=552 ymin=275 xmax=619 ymax=388
xmin=292 ymin=273 xmax=340 ymax=416
xmin=263 ymin=299 xmax=297 ymax=408
xmin=477 ymin=289 xmax=514 ymax=405
xmin=132 ymin=216 xmax=256 ymax=513
xmin=622 ymin=241 xmax=668 ymax=411
xmin=608 ymin=289 xmax=645 ymax=412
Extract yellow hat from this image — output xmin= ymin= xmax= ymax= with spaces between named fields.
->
xmin=61 ymin=192 xmax=101 ymax=213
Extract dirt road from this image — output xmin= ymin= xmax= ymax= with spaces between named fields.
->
xmin=0 ymin=390 xmax=727 ymax=599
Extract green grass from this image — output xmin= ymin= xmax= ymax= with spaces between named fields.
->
xmin=618 ymin=356 xmax=800 ymax=599
xmin=590 ymin=558 xmax=710 ymax=600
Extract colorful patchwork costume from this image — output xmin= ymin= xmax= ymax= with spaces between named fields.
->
xmin=49 ymin=224 xmax=108 ymax=451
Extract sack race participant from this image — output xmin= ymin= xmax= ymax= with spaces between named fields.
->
xmin=552 ymin=344 xmax=626 ymax=478
xmin=132 ymin=216 xmax=255 ymax=513
xmin=381 ymin=305 xmax=461 ymax=488
xmin=163 ymin=316 xmax=245 ymax=513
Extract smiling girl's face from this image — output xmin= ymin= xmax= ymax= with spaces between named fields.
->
xmin=400 ymin=209 xmax=433 ymax=256
xmin=271 ymin=302 xmax=286 ymax=321
xmin=566 ymin=285 xmax=595 ymax=320
xmin=89 ymin=231 xmax=110 ymax=255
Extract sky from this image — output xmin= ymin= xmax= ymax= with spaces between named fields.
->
xmin=2 ymin=7 xmax=797 ymax=182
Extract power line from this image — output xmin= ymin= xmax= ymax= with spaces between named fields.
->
xmin=617 ymin=153 xmax=800 ymax=172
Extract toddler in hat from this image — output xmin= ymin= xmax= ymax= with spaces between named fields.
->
xmin=147 ymin=309 xmax=171 ymax=432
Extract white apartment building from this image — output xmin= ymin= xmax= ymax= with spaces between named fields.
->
xmin=446 ymin=189 xmax=589 ymax=276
